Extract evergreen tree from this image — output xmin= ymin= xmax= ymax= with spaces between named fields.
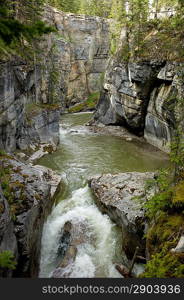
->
xmin=79 ymin=0 xmax=112 ymax=17
xmin=47 ymin=0 xmax=80 ymax=13
xmin=0 ymin=0 xmax=54 ymax=57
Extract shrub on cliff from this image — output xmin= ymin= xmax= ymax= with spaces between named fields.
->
xmin=0 ymin=251 xmax=17 ymax=270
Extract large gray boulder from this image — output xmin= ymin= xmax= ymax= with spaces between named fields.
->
xmin=90 ymin=172 xmax=155 ymax=259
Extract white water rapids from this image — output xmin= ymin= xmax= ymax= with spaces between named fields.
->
xmin=39 ymin=185 xmax=122 ymax=278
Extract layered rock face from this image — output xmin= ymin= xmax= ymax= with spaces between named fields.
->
xmin=144 ymin=62 xmax=182 ymax=152
xmin=0 ymin=6 xmax=110 ymax=153
xmin=0 ymin=155 xmax=61 ymax=277
xmin=44 ymin=6 xmax=110 ymax=106
xmin=93 ymin=56 xmax=183 ymax=152
xmin=0 ymin=57 xmax=60 ymax=152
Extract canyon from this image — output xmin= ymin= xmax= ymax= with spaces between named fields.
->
xmin=0 ymin=4 xmax=183 ymax=278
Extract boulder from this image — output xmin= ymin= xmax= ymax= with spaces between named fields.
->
xmin=52 ymin=220 xmax=95 ymax=278
xmin=90 ymin=172 xmax=155 ymax=259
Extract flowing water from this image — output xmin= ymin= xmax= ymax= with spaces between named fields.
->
xmin=39 ymin=112 xmax=169 ymax=278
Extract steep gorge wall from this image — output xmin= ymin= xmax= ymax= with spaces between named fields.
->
xmin=0 ymin=155 xmax=61 ymax=277
xmin=0 ymin=6 xmax=110 ymax=153
xmin=93 ymin=41 xmax=184 ymax=153
xmin=44 ymin=6 xmax=110 ymax=106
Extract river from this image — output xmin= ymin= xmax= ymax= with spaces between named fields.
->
xmin=38 ymin=112 xmax=169 ymax=278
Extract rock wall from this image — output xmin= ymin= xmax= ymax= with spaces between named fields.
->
xmin=0 ymin=56 xmax=60 ymax=152
xmin=93 ymin=51 xmax=183 ymax=153
xmin=0 ymin=155 xmax=61 ymax=277
xmin=44 ymin=5 xmax=110 ymax=107
xmin=0 ymin=6 xmax=110 ymax=153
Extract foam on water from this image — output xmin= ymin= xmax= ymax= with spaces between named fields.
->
xmin=39 ymin=186 xmax=121 ymax=278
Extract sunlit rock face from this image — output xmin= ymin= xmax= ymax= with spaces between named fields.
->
xmin=44 ymin=6 xmax=110 ymax=106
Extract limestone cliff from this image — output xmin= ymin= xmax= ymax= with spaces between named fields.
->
xmin=0 ymin=6 xmax=110 ymax=153
xmin=44 ymin=6 xmax=110 ymax=106
xmin=93 ymin=48 xmax=183 ymax=153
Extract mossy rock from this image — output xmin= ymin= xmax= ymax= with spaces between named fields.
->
xmin=140 ymin=251 xmax=184 ymax=278
xmin=25 ymin=103 xmax=61 ymax=119
xmin=142 ymin=211 xmax=184 ymax=278
xmin=0 ymin=149 xmax=14 ymax=160
xmin=172 ymin=181 xmax=184 ymax=208
xmin=68 ymin=92 xmax=100 ymax=113
xmin=147 ymin=212 xmax=184 ymax=255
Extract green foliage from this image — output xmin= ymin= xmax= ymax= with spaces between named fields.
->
xmin=78 ymin=0 xmax=111 ymax=17
xmin=144 ymin=169 xmax=173 ymax=219
xmin=146 ymin=212 xmax=184 ymax=254
xmin=144 ymin=168 xmax=184 ymax=219
xmin=0 ymin=0 xmax=55 ymax=58
xmin=142 ymin=211 xmax=184 ymax=278
xmin=47 ymin=0 xmax=80 ymax=13
xmin=0 ymin=149 xmax=6 ymax=156
xmin=0 ymin=251 xmax=17 ymax=270
xmin=68 ymin=92 xmax=100 ymax=113
xmin=172 ymin=181 xmax=184 ymax=208
xmin=107 ymin=0 xmax=184 ymax=61
xmin=141 ymin=252 xmax=184 ymax=278
xmin=170 ymin=128 xmax=184 ymax=180
xmin=145 ymin=190 xmax=173 ymax=219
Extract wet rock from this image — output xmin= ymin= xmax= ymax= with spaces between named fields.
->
xmin=52 ymin=220 xmax=95 ymax=278
xmin=144 ymin=63 xmax=180 ymax=153
xmin=93 ymin=60 xmax=163 ymax=133
xmin=0 ymin=156 xmax=61 ymax=277
xmin=57 ymin=221 xmax=72 ymax=258
xmin=90 ymin=172 xmax=155 ymax=259
xmin=28 ymin=143 xmax=57 ymax=164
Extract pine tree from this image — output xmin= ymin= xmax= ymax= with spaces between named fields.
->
xmin=0 ymin=0 xmax=54 ymax=57
xmin=47 ymin=0 xmax=80 ymax=13
xmin=78 ymin=0 xmax=111 ymax=17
